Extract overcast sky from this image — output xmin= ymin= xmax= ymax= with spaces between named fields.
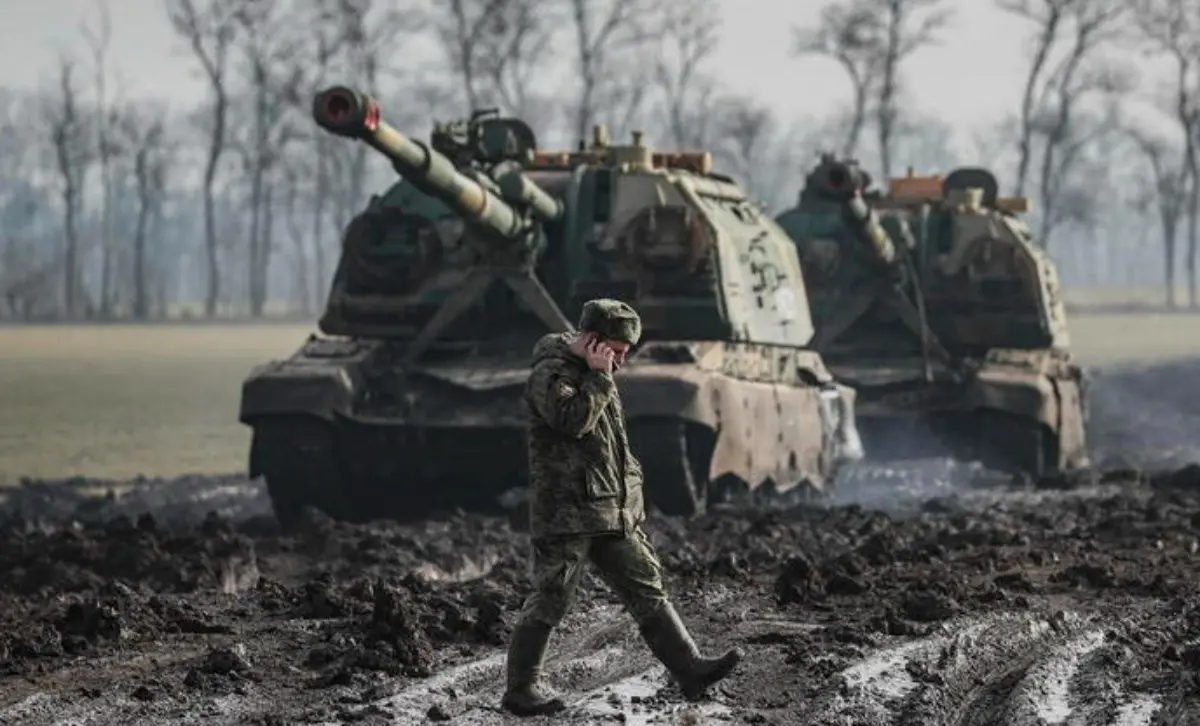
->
xmin=0 ymin=0 xmax=1041 ymax=126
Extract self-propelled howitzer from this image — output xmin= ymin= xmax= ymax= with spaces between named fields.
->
xmin=776 ymin=157 xmax=1087 ymax=478
xmin=239 ymin=86 xmax=864 ymax=527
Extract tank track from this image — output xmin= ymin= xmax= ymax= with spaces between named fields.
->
xmin=627 ymin=418 xmax=717 ymax=517
xmin=250 ymin=414 xmax=527 ymax=529
xmin=251 ymin=411 xmax=1050 ymax=527
xmin=251 ymin=413 xmax=737 ymax=527
xmin=250 ymin=416 xmax=352 ymax=529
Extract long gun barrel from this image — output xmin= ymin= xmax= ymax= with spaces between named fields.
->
xmin=312 ymin=86 xmax=559 ymax=242
xmin=841 ymin=193 xmax=899 ymax=267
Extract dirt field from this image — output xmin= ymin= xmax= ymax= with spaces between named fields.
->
xmin=1 ymin=313 xmax=1200 ymax=724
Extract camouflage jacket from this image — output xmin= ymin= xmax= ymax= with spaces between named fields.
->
xmin=524 ymin=333 xmax=645 ymax=538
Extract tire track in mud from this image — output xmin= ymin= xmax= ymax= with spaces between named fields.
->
xmin=0 ymin=691 xmax=275 ymax=726
xmin=346 ymin=593 xmax=744 ymax=724
xmin=795 ymin=611 xmax=1167 ymax=726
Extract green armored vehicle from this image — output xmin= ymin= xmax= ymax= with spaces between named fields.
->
xmin=774 ymin=155 xmax=1087 ymax=477
xmin=238 ymin=87 xmax=864 ymax=526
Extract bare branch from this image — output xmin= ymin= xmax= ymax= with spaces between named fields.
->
xmin=43 ymin=55 xmax=92 ymax=317
xmin=1000 ymin=0 xmax=1126 ymax=247
xmin=794 ymin=0 xmax=952 ymax=174
xmin=1131 ymin=0 xmax=1200 ymax=305
xmin=166 ymin=0 xmax=240 ymax=317
xmin=652 ymin=0 xmax=721 ymax=148
xmin=793 ymin=2 xmax=885 ymax=157
xmin=476 ymin=0 xmax=559 ymax=125
xmin=566 ymin=0 xmax=659 ymax=144
xmin=873 ymin=0 xmax=954 ymax=178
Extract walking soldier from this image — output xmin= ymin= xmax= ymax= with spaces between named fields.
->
xmin=502 ymin=298 xmax=742 ymax=716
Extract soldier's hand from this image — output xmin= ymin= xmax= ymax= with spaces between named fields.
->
xmin=568 ymin=331 xmax=592 ymax=359
xmin=585 ymin=339 xmax=615 ymax=373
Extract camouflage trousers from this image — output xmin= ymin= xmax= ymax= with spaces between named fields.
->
xmin=516 ymin=526 xmax=668 ymax=628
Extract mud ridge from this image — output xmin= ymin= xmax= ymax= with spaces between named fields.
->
xmin=0 ymin=462 xmax=1196 ymax=723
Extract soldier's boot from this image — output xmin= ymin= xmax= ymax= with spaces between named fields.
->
xmin=638 ymin=602 xmax=742 ymax=701
xmin=500 ymin=620 xmax=567 ymax=716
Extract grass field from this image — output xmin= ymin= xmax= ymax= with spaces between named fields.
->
xmin=1 ymin=312 xmax=1198 ymax=485
xmin=0 ymin=324 xmax=311 ymax=485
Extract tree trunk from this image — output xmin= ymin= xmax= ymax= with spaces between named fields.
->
xmin=248 ymin=163 xmax=265 ymax=317
xmin=62 ymin=183 xmax=79 ymax=318
xmin=1165 ymin=226 xmax=1178 ymax=309
xmin=312 ymin=137 xmax=329 ymax=310
xmin=133 ymin=152 xmax=151 ymax=320
xmin=1189 ymin=172 xmax=1199 ymax=308
xmin=256 ymin=185 xmax=274 ymax=317
xmin=1014 ymin=11 xmax=1059 ymax=197
xmin=202 ymin=93 xmax=227 ymax=318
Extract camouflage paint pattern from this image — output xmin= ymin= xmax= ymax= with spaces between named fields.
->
xmin=525 ymin=333 xmax=646 ymax=538
xmin=517 ymin=526 xmax=667 ymax=627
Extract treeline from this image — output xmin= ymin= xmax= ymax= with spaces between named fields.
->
xmin=0 ymin=0 xmax=1197 ymax=321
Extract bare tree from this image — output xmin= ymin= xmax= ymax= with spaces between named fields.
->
xmin=233 ymin=0 xmax=306 ymax=317
xmin=995 ymin=0 xmax=1070 ymax=196
xmin=793 ymin=0 xmax=949 ymax=174
xmin=565 ymin=0 xmax=656 ymax=145
xmin=0 ymin=89 xmax=59 ymax=320
xmin=652 ymin=0 xmax=721 ymax=149
xmin=167 ymin=0 xmax=239 ymax=318
xmin=117 ymin=105 xmax=170 ymax=319
xmin=287 ymin=0 xmax=361 ymax=311
xmin=324 ymin=0 xmax=422 ymax=231
xmin=708 ymin=96 xmax=784 ymax=204
xmin=1037 ymin=3 xmax=1126 ymax=249
xmin=793 ymin=2 xmax=885 ymax=158
xmin=475 ymin=0 xmax=559 ymax=127
xmin=1124 ymin=125 xmax=1187 ymax=306
xmin=871 ymin=0 xmax=952 ymax=179
xmin=44 ymin=57 xmax=93 ymax=318
xmin=281 ymin=161 xmax=311 ymax=315
xmin=1133 ymin=0 xmax=1200 ymax=307
xmin=81 ymin=0 xmax=123 ymax=317
xmin=423 ymin=0 xmax=559 ymax=131
xmin=999 ymin=0 xmax=1126 ymax=248
xmin=430 ymin=0 xmax=512 ymax=111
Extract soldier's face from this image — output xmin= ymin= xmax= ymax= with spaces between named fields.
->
xmin=602 ymin=339 xmax=632 ymax=369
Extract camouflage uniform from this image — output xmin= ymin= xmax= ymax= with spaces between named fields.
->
xmin=501 ymin=299 xmax=742 ymax=717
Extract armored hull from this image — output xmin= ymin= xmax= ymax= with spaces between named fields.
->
xmin=241 ymin=336 xmax=858 ymax=524
xmin=828 ymin=351 xmax=1087 ymax=475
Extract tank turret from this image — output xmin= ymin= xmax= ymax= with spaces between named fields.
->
xmin=800 ymin=153 xmax=873 ymax=204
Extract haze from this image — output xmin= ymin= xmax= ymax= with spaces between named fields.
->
xmin=0 ymin=0 xmax=1191 ymax=310
xmin=1 ymin=0 xmax=1030 ymax=134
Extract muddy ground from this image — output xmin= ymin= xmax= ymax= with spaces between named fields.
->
xmin=1 ymin=359 xmax=1200 ymax=725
